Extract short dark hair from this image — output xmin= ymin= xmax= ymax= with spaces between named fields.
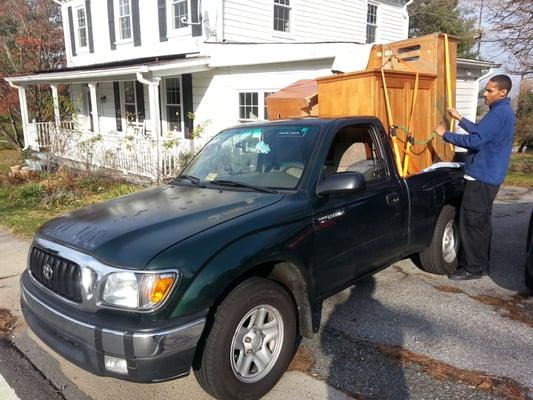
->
xmin=489 ymin=75 xmax=512 ymax=94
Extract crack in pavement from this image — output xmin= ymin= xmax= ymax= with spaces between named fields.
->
xmin=0 ymin=273 xmax=21 ymax=281
xmin=433 ymin=285 xmax=533 ymax=328
xmin=299 ymin=326 xmax=530 ymax=400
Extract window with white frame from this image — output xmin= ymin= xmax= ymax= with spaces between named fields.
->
xmin=273 ymin=0 xmax=290 ymax=33
xmin=75 ymin=6 xmax=88 ymax=48
xmin=165 ymin=77 xmax=182 ymax=132
xmin=117 ymin=0 xmax=132 ymax=41
xmin=123 ymin=81 xmax=137 ymax=121
xmin=366 ymin=3 xmax=378 ymax=44
xmin=171 ymin=0 xmax=189 ymax=30
xmin=264 ymin=92 xmax=274 ymax=120
xmin=239 ymin=92 xmax=273 ymax=121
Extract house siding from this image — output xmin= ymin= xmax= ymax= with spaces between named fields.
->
xmin=60 ymin=0 xmax=408 ymax=67
xmin=377 ymin=3 xmax=408 ymax=42
xmin=192 ymin=60 xmax=334 ymax=139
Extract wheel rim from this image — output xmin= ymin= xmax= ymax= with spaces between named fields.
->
xmin=230 ymin=304 xmax=284 ymax=383
xmin=442 ymin=220 xmax=458 ymax=263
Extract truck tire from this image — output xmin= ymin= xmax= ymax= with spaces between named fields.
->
xmin=194 ymin=277 xmax=297 ymax=400
xmin=418 ymin=205 xmax=459 ymax=275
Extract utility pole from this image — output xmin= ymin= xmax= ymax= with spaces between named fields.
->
xmin=476 ymin=0 xmax=484 ymax=59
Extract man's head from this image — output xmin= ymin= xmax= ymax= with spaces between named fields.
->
xmin=483 ymin=75 xmax=512 ymax=106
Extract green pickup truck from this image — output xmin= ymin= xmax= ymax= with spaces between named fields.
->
xmin=21 ymin=117 xmax=464 ymax=400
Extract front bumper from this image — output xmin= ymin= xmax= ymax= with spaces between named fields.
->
xmin=20 ymin=271 xmax=206 ymax=383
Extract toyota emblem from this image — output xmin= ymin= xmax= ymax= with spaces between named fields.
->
xmin=43 ymin=264 xmax=54 ymax=280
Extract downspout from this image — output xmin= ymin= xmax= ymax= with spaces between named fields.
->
xmin=218 ymin=0 xmax=225 ymax=42
xmin=137 ymin=71 xmax=162 ymax=182
xmin=402 ymin=0 xmax=414 ymax=37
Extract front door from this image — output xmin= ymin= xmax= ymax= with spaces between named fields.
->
xmin=312 ymin=123 xmax=406 ymax=296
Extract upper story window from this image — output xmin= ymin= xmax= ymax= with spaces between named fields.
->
xmin=366 ymin=3 xmax=378 ymax=43
xmin=75 ymin=6 xmax=88 ymax=48
xmin=118 ymin=0 xmax=133 ymax=41
xmin=273 ymin=0 xmax=291 ymax=33
xmin=172 ymin=0 xmax=189 ymax=30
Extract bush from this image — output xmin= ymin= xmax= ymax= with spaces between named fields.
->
xmin=11 ymin=183 xmax=46 ymax=205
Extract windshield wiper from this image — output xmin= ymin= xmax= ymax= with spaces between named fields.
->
xmin=210 ymin=179 xmax=278 ymax=194
xmin=176 ymin=174 xmax=205 ymax=187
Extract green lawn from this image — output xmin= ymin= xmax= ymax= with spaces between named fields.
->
xmin=0 ymin=149 xmax=22 ymax=174
xmin=0 ymin=171 xmax=144 ymax=238
xmin=505 ymin=152 xmax=533 ymax=188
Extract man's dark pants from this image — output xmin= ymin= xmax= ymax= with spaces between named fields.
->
xmin=459 ymin=180 xmax=500 ymax=274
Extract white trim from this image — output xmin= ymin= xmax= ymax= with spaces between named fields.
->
xmin=167 ymin=0 xmax=192 ymax=38
xmin=115 ymin=0 xmax=133 ymax=45
xmin=4 ymin=57 xmax=211 ymax=84
xmin=74 ymin=4 xmax=89 ymax=52
xmin=272 ymin=0 xmax=293 ymax=36
xmin=122 ymin=80 xmax=138 ymax=126
xmin=161 ymin=76 xmax=185 ymax=134
xmin=237 ymin=90 xmax=276 ymax=122
xmin=366 ymin=1 xmax=379 ymax=44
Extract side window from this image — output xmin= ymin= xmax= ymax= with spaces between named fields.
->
xmin=273 ymin=0 xmax=291 ymax=32
xmin=324 ymin=125 xmax=388 ymax=184
xmin=366 ymin=3 xmax=378 ymax=44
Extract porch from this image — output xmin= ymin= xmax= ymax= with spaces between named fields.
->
xmin=5 ymin=54 xmax=211 ymax=181
xmin=29 ymin=120 xmax=194 ymax=180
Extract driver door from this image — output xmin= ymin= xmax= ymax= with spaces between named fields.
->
xmin=312 ymin=123 xmax=406 ymax=296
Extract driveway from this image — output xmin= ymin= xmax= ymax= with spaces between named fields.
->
xmin=0 ymin=186 xmax=532 ymax=400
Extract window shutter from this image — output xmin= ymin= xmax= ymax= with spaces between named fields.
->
xmin=132 ymin=0 xmax=141 ymax=47
xmin=157 ymin=0 xmax=167 ymax=42
xmin=67 ymin=7 xmax=77 ymax=56
xmin=191 ymin=0 xmax=202 ymax=37
xmin=107 ymin=0 xmax=116 ymax=50
xmin=135 ymin=81 xmax=145 ymax=120
xmin=85 ymin=0 xmax=94 ymax=53
xmin=113 ymin=82 xmax=122 ymax=132
xmin=182 ymin=74 xmax=194 ymax=138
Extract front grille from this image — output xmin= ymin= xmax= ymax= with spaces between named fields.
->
xmin=29 ymin=246 xmax=82 ymax=302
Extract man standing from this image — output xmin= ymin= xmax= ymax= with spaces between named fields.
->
xmin=435 ymin=74 xmax=516 ymax=280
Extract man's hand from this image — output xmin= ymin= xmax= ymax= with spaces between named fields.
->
xmin=447 ymin=107 xmax=463 ymax=121
xmin=435 ymin=121 xmax=447 ymax=137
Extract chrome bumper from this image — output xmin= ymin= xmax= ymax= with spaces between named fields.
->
xmin=21 ymin=270 xmax=206 ymax=382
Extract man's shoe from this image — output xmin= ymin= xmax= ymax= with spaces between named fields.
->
xmin=447 ymin=268 xmax=482 ymax=281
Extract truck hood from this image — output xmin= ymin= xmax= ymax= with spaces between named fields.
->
xmin=38 ymin=184 xmax=283 ymax=269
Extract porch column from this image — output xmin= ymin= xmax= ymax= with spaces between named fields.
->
xmin=50 ymin=84 xmax=61 ymax=126
xmin=11 ymin=84 xmax=36 ymax=150
xmin=88 ymin=82 xmax=100 ymax=133
xmin=147 ymin=79 xmax=162 ymax=138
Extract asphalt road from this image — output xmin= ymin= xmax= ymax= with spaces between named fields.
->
xmin=0 ymin=338 xmax=63 ymax=400
xmin=292 ymin=186 xmax=533 ymax=399
xmin=0 ymin=186 xmax=532 ymax=400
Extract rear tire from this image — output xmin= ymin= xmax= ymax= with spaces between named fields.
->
xmin=418 ymin=205 xmax=459 ymax=275
xmin=194 ymin=277 xmax=297 ymax=400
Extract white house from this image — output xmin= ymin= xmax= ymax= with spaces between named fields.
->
xmin=6 ymin=0 xmax=496 ymax=180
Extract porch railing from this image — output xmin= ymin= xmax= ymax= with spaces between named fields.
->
xmin=29 ymin=121 xmax=200 ymax=181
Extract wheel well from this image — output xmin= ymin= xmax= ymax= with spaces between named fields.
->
xmin=205 ymin=261 xmax=314 ymax=339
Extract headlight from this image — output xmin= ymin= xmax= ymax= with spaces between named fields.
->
xmin=102 ymin=271 xmax=178 ymax=311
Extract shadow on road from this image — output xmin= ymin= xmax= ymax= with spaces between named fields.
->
xmin=322 ymin=277 xmax=435 ymax=399
xmin=488 ymin=200 xmax=532 ymax=292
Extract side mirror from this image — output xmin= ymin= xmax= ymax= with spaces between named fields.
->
xmin=317 ymin=172 xmax=367 ymax=196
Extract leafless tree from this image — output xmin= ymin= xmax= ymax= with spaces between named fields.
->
xmin=483 ymin=0 xmax=532 ymax=76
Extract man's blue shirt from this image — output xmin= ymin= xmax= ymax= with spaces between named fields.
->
xmin=443 ymin=97 xmax=515 ymax=186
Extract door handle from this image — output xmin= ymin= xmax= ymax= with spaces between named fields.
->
xmin=386 ymin=192 xmax=400 ymax=206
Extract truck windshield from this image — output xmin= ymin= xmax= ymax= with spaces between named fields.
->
xmin=182 ymin=125 xmax=320 ymax=190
